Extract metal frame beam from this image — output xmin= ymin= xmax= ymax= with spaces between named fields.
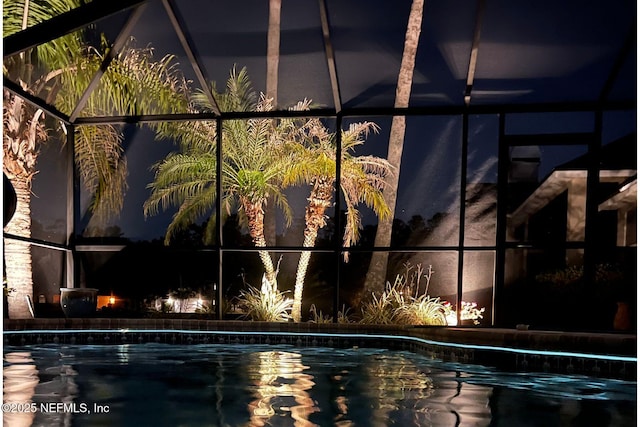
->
xmin=3 ymin=79 xmax=71 ymax=124
xmin=69 ymin=5 xmax=148 ymax=122
xmin=464 ymin=0 xmax=486 ymax=106
xmin=4 ymin=0 xmax=146 ymax=58
xmin=318 ymin=0 xmax=343 ymax=113
xmin=162 ymin=0 xmax=221 ymax=115
xmin=599 ymin=20 xmax=637 ymax=103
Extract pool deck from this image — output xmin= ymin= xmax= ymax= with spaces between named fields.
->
xmin=3 ymin=318 xmax=637 ymax=380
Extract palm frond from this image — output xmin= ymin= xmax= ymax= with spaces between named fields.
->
xmin=342 ymin=204 xmax=362 ymax=250
xmin=144 ymin=152 xmax=216 ymax=216
xmin=163 ymin=185 xmax=217 ymax=245
xmin=89 ymin=40 xmax=190 ymax=116
xmin=74 ymin=125 xmax=128 ymax=231
xmin=155 ymin=119 xmax=218 ymax=154
xmin=4 ymin=0 xmax=85 ymax=82
xmin=220 ymin=65 xmax=256 ymax=113
xmin=266 ymin=182 xmax=292 ymax=227
xmin=341 ymin=121 xmax=380 ymax=152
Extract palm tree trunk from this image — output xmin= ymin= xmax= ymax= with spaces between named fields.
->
xmin=244 ymin=200 xmax=278 ymax=291
xmin=263 ymin=0 xmax=281 ymax=248
xmin=266 ymin=0 xmax=281 ymax=105
xmin=3 ymin=177 xmax=34 ymax=319
xmin=3 ymin=89 xmax=43 ymax=319
xmin=292 ymin=184 xmax=332 ymax=322
xmin=292 ymin=232 xmax=316 ymax=322
xmin=363 ymin=0 xmax=424 ymax=301
xmin=257 ymin=247 xmax=277 ymax=292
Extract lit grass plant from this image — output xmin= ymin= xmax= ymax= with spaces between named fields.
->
xmin=361 ymin=263 xmax=448 ymax=326
xmin=233 ymin=261 xmax=470 ymax=325
xmin=237 ymin=275 xmax=293 ymax=322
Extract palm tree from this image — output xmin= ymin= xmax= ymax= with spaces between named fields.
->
xmin=364 ymin=0 xmax=424 ymax=300
xmin=144 ymin=66 xmax=295 ymax=291
xmin=3 ymin=0 xmax=189 ymax=318
xmin=284 ymin=120 xmax=393 ymax=322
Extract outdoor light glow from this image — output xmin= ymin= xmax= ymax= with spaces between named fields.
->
xmin=446 ymin=312 xmax=458 ymax=326
xmin=443 ymin=301 xmax=485 ymax=326
xmin=109 ymin=297 xmax=115 ymax=305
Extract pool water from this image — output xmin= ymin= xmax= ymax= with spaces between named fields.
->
xmin=3 ymin=343 xmax=636 ymax=426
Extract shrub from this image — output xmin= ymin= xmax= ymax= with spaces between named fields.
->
xmin=360 ymin=271 xmax=448 ymax=326
xmin=360 ymin=278 xmax=405 ymax=324
xmin=395 ymin=294 xmax=447 ymax=325
xmin=236 ymin=276 xmax=292 ymax=322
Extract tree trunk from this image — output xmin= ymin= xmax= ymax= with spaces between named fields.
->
xmin=257 ymin=248 xmax=277 ymax=293
xmin=266 ymin=0 xmax=281 ymax=106
xmin=292 ymin=183 xmax=333 ymax=322
xmin=263 ymin=0 xmax=281 ymax=248
xmin=363 ymin=0 xmax=424 ymax=301
xmin=3 ymin=177 xmax=34 ymax=319
xmin=292 ymin=232 xmax=316 ymax=322
xmin=244 ymin=200 xmax=278 ymax=291
xmin=3 ymin=89 xmax=42 ymax=319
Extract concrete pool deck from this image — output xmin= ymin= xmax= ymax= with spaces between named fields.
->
xmin=3 ymin=318 xmax=637 ymax=380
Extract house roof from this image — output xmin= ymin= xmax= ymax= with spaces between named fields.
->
xmin=509 ymin=132 xmax=637 ymax=228
xmin=556 ymin=133 xmax=638 ymax=171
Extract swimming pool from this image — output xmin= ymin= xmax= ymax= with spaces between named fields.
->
xmin=3 ymin=342 xmax=636 ymax=426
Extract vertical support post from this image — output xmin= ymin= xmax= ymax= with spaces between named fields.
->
xmin=333 ymin=114 xmax=343 ymax=322
xmin=65 ymin=124 xmax=76 ymax=289
xmin=216 ymin=117 xmax=224 ymax=320
xmin=494 ymin=113 xmax=508 ymax=326
xmin=457 ymin=113 xmax=469 ymax=325
xmin=584 ymin=112 xmax=602 ymax=297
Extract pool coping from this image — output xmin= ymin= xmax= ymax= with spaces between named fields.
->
xmin=3 ymin=318 xmax=637 ymax=380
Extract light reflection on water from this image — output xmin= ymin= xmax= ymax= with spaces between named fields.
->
xmin=2 ymin=344 xmax=636 ymax=427
xmin=246 ymin=351 xmax=317 ymax=426
xmin=3 ymin=351 xmax=80 ymax=427
xmin=3 ymin=352 xmax=38 ymax=427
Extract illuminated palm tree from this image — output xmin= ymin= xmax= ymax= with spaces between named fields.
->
xmin=144 ymin=66 xmax=294 ymax=291
xmin=3 ymin=0 xmax=189 ymax=318
xmin=284 ymin=120 xmax=392 ymax=322
xmin=364 ymin=0 xmax=424 ymax=298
